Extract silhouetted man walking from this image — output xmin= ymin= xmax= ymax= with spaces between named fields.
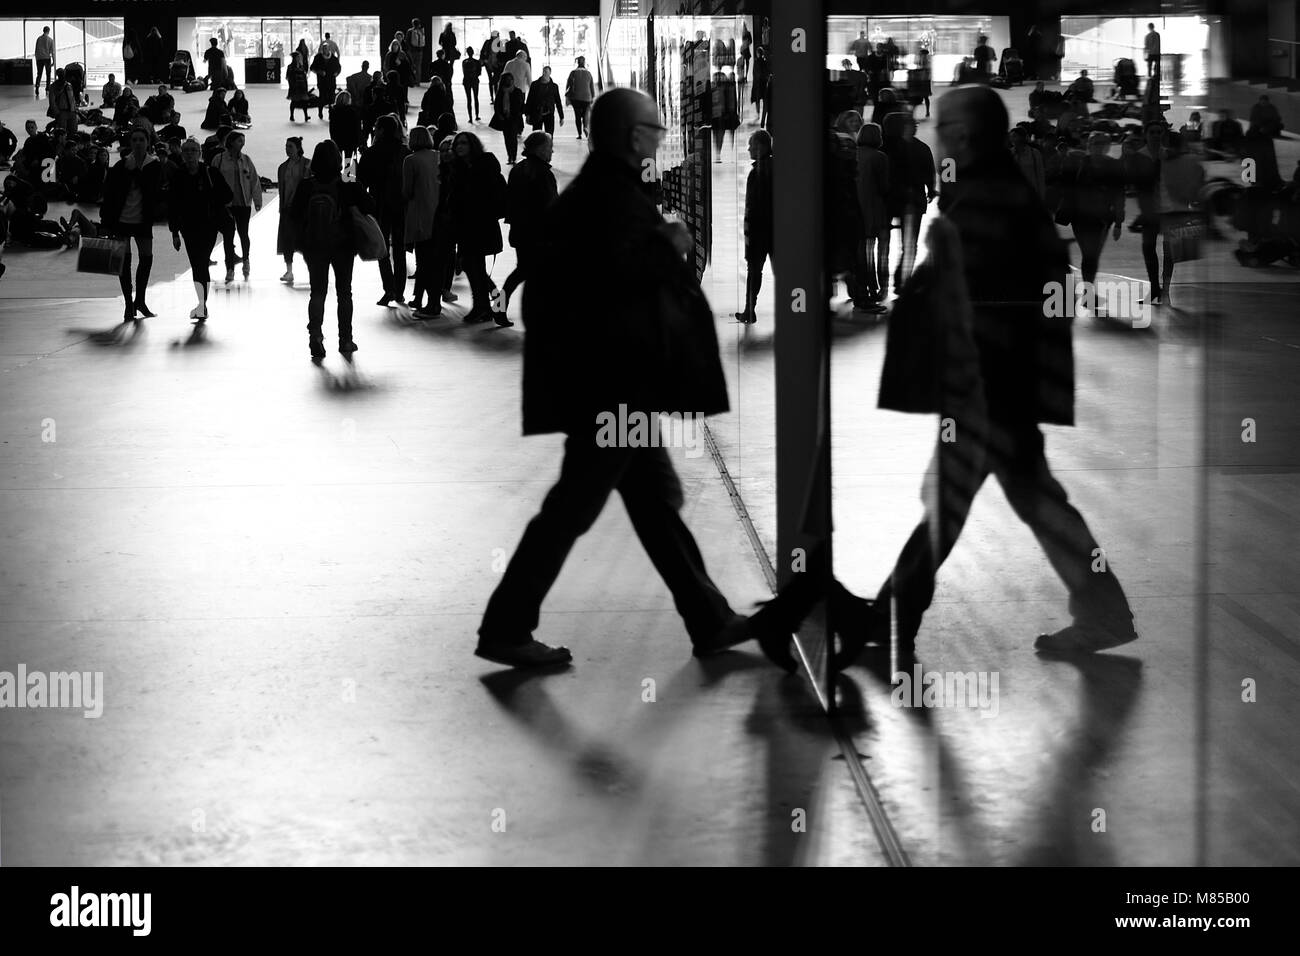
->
xmin=878 ymin=86 xmax=1137 ymax=657
xmin=476 ymin=88 xmax=747 ymax=668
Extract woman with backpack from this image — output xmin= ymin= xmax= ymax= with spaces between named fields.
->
xmin=168 ymin=138 xmax=233 ymax=323
xmin=403 ymin=126 xmax=441 ymax=317
xmin=291 ymin=139 xmax=377 ymax=364
xmin=356 ymin=114 xmax=411 ymax=305
xmin=446 ymin=131 xmax=506 ymax=322
xmin=277 ymin=136 xmax=311 ymax=285
xmin=101 ymin=126 xmax=165 ymax=321
xmin=491 ymin=73 xmax=526 ymax=165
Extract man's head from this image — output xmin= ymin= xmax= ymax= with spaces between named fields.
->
xmin=1009 ymin=126 xmax=1029 ymax=149
xmin=515 ymin=51 xmax=526 ymax=60
xmin=361 ymin=60 xmax=369 ymax=72
xmin=325 ymin=32 xmax=331 ymax=40
xmin=108 ymin=73 xmax=116 ymax=83
xmin=1148 ymin=22 xmax=1155 ymax=31
xmin=209 ymin=38 xmax=218 ymax=47
xmin=749 ymin=128 xmax=773 ymax=159
xmin=42 ymin=27 xmax=50 ymax=35
xmin=576 ymin=56 xmax=585 ymax=68
xmin=509 ymin=31 xmax=517 ymax=40
xmin=1080 ymin=69 xmax=1089 ymax=77
xmin=936 ymin=85 xmax=1009 ymax=170
xmin=589 ymin=87 xmax=665 ymax=168
xmin=25 ymin=120 xmax=37 ymax=136
xmin=542 ymin=66 xmax=552 ymax=80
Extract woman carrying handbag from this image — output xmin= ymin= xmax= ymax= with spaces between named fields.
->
xmin=100 ymin=127 xmax=165 ymax=322
xmin=490 ymin=73 xmax=526 ymax=165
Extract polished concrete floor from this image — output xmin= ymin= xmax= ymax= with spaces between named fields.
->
xmin=0 ymin=80 xmax=1297 ymax=865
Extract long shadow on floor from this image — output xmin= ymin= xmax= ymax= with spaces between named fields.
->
xmin=68 ymin=320 xmax=147 ymax=348
xmin=480 ymin=650 xmax=857 ymax=865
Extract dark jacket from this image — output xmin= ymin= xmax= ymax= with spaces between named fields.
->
xmin=494 ymin=87 xmax=526 ymax=134
xmin=289 ymin=175 xmax=376 ymax=252
xmin=431 ymin=57 xmax=454 ymax=88
xmin=447 ymin=152 xmax=506 ymax=255
xmin=505 ymin=156 xmax=557 ymax=248
xmin=418 ymin=83 xmax=453 ymax=127
xmin=520 ymin=151 xmax=729 ymax=436
xmin=356 ymin=137 xmax=411 ymax=215
xmin=329 ymin=104 xmax=362 ymax=152
xmin=166 ymin=162 xmax=233 ymax=234
xmin=744 ymin=156 xmax=774 ymax=258
xmin=101 ymin=154 xmax=165 ymax=227
xmin=936 ymin=151 xmax=1073 ymax=426
xmin=525 ymin=78 xmax=564 ymax=125
xmin=201 ymin=97 xmax=229 ymax=131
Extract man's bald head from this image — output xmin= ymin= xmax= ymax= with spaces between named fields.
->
xmin=936 ymin=85 xmax=1009 ymax=169
xmin=590 ymin=87 xmax=662 ymax=166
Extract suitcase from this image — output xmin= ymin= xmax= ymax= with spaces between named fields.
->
xmin=77 ymin=236 xmax=127 ymax=275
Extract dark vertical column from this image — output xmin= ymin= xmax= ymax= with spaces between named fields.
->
xmin=771 ymin=0 xmax=831 ymax=697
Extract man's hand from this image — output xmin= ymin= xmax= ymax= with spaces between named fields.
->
xmin=659 ymin=220 xmax=692 ymax=258
xmin=1112 ymin=222 xmax=1122 ymax=241
xmin=172 ymin=232 xmax=181 ymax=251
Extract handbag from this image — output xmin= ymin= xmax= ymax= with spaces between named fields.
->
xmin=350 ymin=207 xmax=389 ymax=261
xmin=1164 ymin=211 xmax=1204 ymax=263
xmin=488 ymin=110 xmax=504 ymax=131
xmin=77 ymin=235 xmax=128 ymax=275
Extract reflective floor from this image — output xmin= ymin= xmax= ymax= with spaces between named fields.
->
xmin=0 ymin=81 xmax=1297 ymax=865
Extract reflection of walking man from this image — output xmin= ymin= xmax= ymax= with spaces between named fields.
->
xmin=476 ymin=88 xmax=747 ymax=668
xmin=1144 ymin=23 xmax=1161 ymax=79
xmin=879 ymin=86 xmax=1138 ymax=657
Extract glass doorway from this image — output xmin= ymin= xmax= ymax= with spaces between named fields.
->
xmin=0 ymin=17 xmax=124 ymax=87
xmin=178 ymin=16 xmax=380 ymax=88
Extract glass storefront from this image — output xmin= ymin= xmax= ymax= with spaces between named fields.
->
xmin=0 ymin=18 xmax=124 ymax=85
xmin=1060 ymin=15 xmax=1210 ymax=96
xmin=178 ymin=16 xmax=381 ymax=87
xmin=430 ymin=16 xmax=599 ymax=95
xmin=828 ymin=16 xmax=1010 ymax=86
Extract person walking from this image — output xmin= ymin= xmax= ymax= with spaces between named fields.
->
xmin=357 ymin=113 xmax=410 ymax=305
xmin=737 ymin=129 xmax=773 ymax=323
xmin=475 ymin=88 xmax=744 ymax=668
xmin=203 ymin=38 xmax=225 ymax=87
xmin=287 ymin=52 xmax=311 ymax=122
xmin=525 ymin=66 xmax=564 ymax=136
xmin=346 ymin=60 xmax=372 ymax=108
xmin=418 ymin=77 xmax=453 ymax=128
xmin=143 ymin=27 xmax=165 ymax=85
xmin=481 ymin=32 xmax=503 ymax=101
xmin=384 ymin=40 xmax=414 ymax=96
xmin=503 ymin=50 xmax=531 ymax=98
xmin=855 ymin=122 xmax=890 ymax=307
xmin=1065 ymin=131 xmax=1124 ymax=316
xmin=1144 ymin=23 xmax=1161 ymax=80
xmin=565 ymin=56 xmax=595 ymax=139
xmin=211 ymin=130 xmax=262 ymax=283
xmin=1146 ymin=130 xmax=1203 ymax=307
xmin=311 ymin=46 xmax=341 ymax=120
xmin=406 ymin=19 xmax=427 ymax=83
xmin=491 ymin=73 xmax=526 ymax=165
xmin=34 ymin=26 xmax=55 ymax=95
xmin=168 ymin=138 xmax=233 ymax=322
xmin=882 ymin=111 xmax=935 ymax=295
xmin=291 ymin=140 xmax=377 ymax=364
xmin=872 ymin=85 xmax=1138 ymax=659
xmin=462 ymin=48 xmax=483 ymax=123
xmin=1009 ymin=126 xmax=1045 ymax=197
xmin=100 ymin=127 xmax=164 ymax=322
xmin=500 ymin=130 xmax=557 ymax=323
xmin=330 ymin=91 xmax=363 ymax=166
xmin=402 ymin=126 xmax=441 ymax=317
xmin=446 ymin=131 xmax=506 ymax=322
xmin=277 ymin=136 xmax=311 ymax=285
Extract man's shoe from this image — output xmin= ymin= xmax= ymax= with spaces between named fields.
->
xmin=493 ymin=311 xmax=514 ymax=327
xmin=1034 ymin=623 xmax=1138 ymax=657
xmin=475 ymin=639 xmax=573 ymax=668
xmin=224 ymin=267 xmax=235 ymax=284
xmin=692 ymin=614 xmax=752 ymax=658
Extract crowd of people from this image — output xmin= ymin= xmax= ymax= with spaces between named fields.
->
xmin=0 ymin=26 xmax=595 ymax=361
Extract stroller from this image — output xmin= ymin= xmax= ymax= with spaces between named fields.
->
xmin=168 ymin=50 xmax=196 ymax=90
xmin=999 ymin=48 xmax=1024 ymax=85
xmin=1112 ymin=58 xmax=1139 ymax=99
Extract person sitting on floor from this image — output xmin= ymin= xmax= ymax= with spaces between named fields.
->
xmin=202 ymin=87 xmax=231 ymax=131
xmin=102 ymin=74 xmax=122 ymax=107
xmin=228 ymin=88 xmax=251 ymax=126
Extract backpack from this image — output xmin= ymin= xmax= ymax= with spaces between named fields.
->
xmin=304 ymin=179 xmax=346 ymax=248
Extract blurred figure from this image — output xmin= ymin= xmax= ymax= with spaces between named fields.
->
xmin=357 ymin=114 xmax=410 ymax=305
xmin=462 ymin=48 xmax=483 ymax=123
xmin=446 ymin=131 xmax=507 ymax=321
xmin=855 ymin=122 xmax=889 ymax=308
xmin=169 ymin=138 xmax=232 ymax=322
xmin=525 ymin=66 xmax=564 ymax=136
xmin=492 ymin=73 xmax=526 ymax=165
xmin=501 ymin=130 xmax=558 ymax=323
xmin=330 ymin=91 xmax=362 ymax=164
xmin=402 ymin=125 xmax=441 ymax=317
xmin=737 ymin=129 xmax=774 ymax=323
xmin=277 ymin=136 xmax=311 ymax=285
xmin=211 ymin=130 xmax=261 ymax=283
xmin=566 ymin=56 xmax=595 ymax=139
xmin=101 ymin=127 xmax=164 ymax=321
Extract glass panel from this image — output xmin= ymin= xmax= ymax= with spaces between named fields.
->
xmin=82 ymin=18 xmax=124 ymax=87
xmin=0 ymin=20 xmax=25 ymax=61
xmin=1060 ymin=15 xmax=1209 ymax=97
xmin=25 ymin=19 xmax=52 ymax=66
xmin=261 ymin=18 xmax=291 ymax=76
xmin=321 ymin=18 xmax=381 ymax=85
